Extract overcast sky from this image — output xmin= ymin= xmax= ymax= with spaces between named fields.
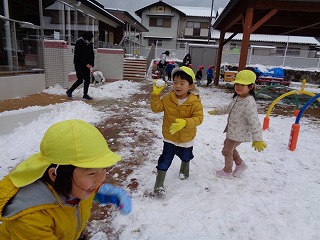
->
xmin=100 ymin=0 xmax=229 ymax=20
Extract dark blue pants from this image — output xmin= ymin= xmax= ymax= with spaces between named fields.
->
xmin=68 ymin=65 xmax=91 ymax=96
xmin=157 ymin=142 xmax=194 ymax=171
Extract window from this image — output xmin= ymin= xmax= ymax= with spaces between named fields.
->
xmin=276 ymin=47 xmax=300 ymax=56
xmin=180 ymin=42 xmax=186 ymax=48
xmin=287 ymin=48 xmax=300 ymax=56
xmin=230 ymin=43 xmax=240 ymax=54
xmin=276 ymin=47 xmax=285 ymax=55
xmin=185 ymin=21 xmax=209 ymax=37
xmin=230 ymin=43 xmax=237 ymax=50
xmin=0 ymin=24 xmax=43 ymax=73
xmin=149 ymin=17 xmax=171 ymax=28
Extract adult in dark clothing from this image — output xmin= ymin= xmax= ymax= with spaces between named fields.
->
xmin=182 ymin=53 xmax=192 ymax=67
xmin=66 ymin=31 xmax=95 ymax=100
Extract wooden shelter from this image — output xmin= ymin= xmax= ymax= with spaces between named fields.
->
xmin=212 ymin=0 xmax=320 ymax=85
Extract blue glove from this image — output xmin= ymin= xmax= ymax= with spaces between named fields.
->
xmin=95 ymin=184 xmax=132 ymax=215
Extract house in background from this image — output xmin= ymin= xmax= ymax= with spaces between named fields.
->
xmin=135 ymin=0 xmax=213 ymax=57
xmin=134 ymin=0 xmax=320 ymax=69
xmin=105 ymin=8 xmax=149 ymax=56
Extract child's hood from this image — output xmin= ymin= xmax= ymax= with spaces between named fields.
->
xmin=0 ymin=178 xmax=59 ymax=219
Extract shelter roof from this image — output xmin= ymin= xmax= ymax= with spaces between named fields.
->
xmin=213 ymin=0 xmax=320 ymax=37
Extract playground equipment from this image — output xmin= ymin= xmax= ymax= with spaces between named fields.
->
xmin=288 ymin=93 xmax=320 ymax=151
xmin=262 ymin=79 xmax=320 ymax=130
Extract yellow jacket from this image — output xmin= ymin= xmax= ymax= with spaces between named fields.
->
xmin=150 ymin=91 xmax=203 ymax=143
xmin=0 ymin=176 xmax=94 ymax=240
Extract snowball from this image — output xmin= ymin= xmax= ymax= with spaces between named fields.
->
xmin=156 ymin=79 xmax=166 ymax=87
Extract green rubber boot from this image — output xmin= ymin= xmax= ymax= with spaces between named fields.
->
xmin=179 ymin=161 xmax=189 ymax=180
xmin=153 ymin=170 xmax=166 ymax=197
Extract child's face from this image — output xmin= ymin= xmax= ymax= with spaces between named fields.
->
xmin=234 ymin=83 xmax=252 ymax=98
xmin=71 ymin=167 xmax=107 ymax=200
xmin=172 ymin=76 xmax=194 ymax=99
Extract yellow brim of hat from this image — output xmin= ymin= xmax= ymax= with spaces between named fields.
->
xmin=232 ymin=79 xmax=255 ymax=85
xmin=9 ymin=151 xmax=121 ymax=188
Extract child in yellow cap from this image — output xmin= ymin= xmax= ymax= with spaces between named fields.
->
xmin=0 ymin=119 xmax=131 ymax=239
xmin=208 ymin=70 xmax=267 ymax=178
xmin=150 ymin=66 xmax=204 ymax=197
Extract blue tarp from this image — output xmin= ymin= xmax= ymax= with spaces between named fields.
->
xmin=254 ymin=67 xmax=284 ymax=78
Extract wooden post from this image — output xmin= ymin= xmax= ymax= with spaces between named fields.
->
xmin=239 ymin=8 xmax=254 ymax=70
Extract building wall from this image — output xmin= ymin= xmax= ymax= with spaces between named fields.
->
xmin=0 ymin=74 xmax=46 ymax=100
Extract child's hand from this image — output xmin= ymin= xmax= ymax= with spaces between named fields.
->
xmin=170 ymin=118 xmax=187 ymax=135
xmin=208 ymin=109 xmax=217 ymax=115
xmin=95 ymin=184 xmax=132 ymax=215
xmin=152 ymin=80 xmax=165 ymax=95
xmin=252 ymin=141 xmax=267 ymax=152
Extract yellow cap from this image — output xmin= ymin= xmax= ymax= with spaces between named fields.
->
xmin=233 ymin=70 xmax=256 ymax=85
xmin=172 ymin=66 xmax=195 ymax=83
xmin=9 ymin=119 xmax=121 ymax=187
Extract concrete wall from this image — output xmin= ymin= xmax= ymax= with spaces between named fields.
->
xmin=95 ymin=48 xmax=124 ymax=80
xmin=0 ymin=74 xmax=46 ymax=100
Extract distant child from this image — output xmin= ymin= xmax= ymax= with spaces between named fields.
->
xmin=206 ymin=65 xmax=214 ymax=87
xmin=158 ymin=50 xmax=170 ymax=81
xmin=152 ymin=61 xmax=160 ymax=79
xmin=182 ymin=53 xmax=192 ymax=67
xmin=208 ymin=70 xmax=266 ymax=178
xmin=166 ymin=61 xmax=176 ymax=81
xmin=92 ymin=70 xmax=106 ymax=84
xmin=150 ymin=66 xmax=204 ymax=196
xmin=0 ymin=119 xmax=131 ymax=239
xmin=195 ymin=65 xmax=204 ymax=81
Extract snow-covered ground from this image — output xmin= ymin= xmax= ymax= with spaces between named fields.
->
xmin=0 ymin=80 xmax=319 ymax=240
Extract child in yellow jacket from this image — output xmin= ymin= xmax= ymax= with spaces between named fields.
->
xmin=150 ymin=66 xmax=204 ymax=197
xmin=0 ymin=119 xmax=131 ymax=239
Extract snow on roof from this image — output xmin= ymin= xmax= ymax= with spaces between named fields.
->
xmin=211 ymin=30 xmax=320 ymax=45
xmin=173 ymin=6 xmax=213 ymax=17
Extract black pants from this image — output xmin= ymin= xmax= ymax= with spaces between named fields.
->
xmin=68 ymin=65 xmax=91 ymax=96
xmin=207 ymin=77 xmax=213 ymax=87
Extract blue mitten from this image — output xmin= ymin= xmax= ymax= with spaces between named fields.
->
xmin=95 ymin=184 xmax=132 ymax=215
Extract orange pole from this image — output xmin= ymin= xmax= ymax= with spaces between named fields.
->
xmin=262 ymin=116 xmax=270 ymax=130
xmin=294 ymin=109 xmax=299 ymax=117
xmin=288 ymin=123 xmax=300 ymax=151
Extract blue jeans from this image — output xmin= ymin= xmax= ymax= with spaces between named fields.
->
xmin=157 ymin=142 xmax=194 ymax=171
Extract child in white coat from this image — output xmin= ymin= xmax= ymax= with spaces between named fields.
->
xmin=208 ymin=70 xmax=267 ymax=178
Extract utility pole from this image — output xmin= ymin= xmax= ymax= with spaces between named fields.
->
xmin=208 ymin=0 xmax=214 ymax=43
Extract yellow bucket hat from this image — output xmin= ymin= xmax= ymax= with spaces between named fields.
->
xmin=233 ymin=70 xmax=256 ymax=85
xmin=9 ymin=119 xmax=121 ymax=187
